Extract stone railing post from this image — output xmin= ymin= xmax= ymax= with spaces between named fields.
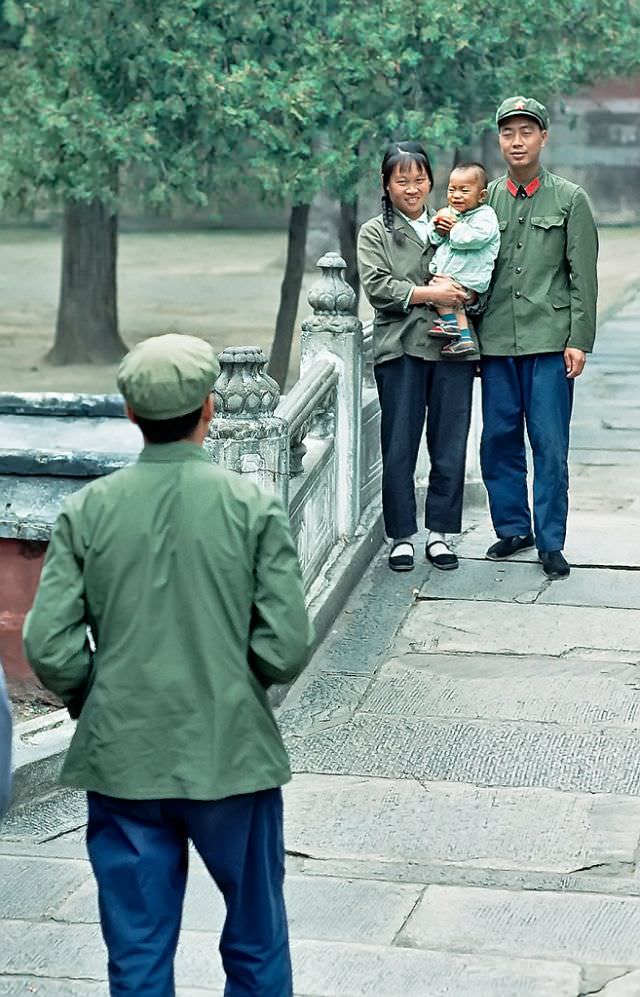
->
xmin=300 ymin=252 xmax=363 ymax=536
xmin=205 ymin=347 xmax=290 ymax=505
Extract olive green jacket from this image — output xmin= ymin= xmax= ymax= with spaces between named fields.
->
xmin=23 ymin=442 xmax=313 ymax=801
xmin=358 ymin=210 xmax=480 ymax=365
xmin=479 ymin=168 xmax=598 ymax=356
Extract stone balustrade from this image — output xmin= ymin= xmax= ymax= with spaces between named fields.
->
xmin=0 ymin=250 xmax=484 ymax=691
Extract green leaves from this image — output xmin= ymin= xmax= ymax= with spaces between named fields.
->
xmin=0 ymin=0 xmax=638 ymax=213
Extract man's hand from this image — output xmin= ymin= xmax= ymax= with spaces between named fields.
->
xmin=564 ymin=347 xmax=586 ymax=379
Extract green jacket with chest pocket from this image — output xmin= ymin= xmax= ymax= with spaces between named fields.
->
xmin=23 ymin=442 xmax=314 ymax=801
xmin=358 ymin=209 xmax=481 ymax=364
xmin=479 ymin=168 xmax=598 ymax=356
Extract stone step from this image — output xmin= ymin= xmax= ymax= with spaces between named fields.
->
xmin=0 ymin=788 xmax=86 ymax=843
xmin=418 ymin=560 xmax=640 ymax=610
xmin=0 ymin=921 xmax=582 ymax=996
xmin=399 ymin=884 xmax=640 ymax=979
xmin=282 ymin=774 xmax=640 ymax=875
xmin=360 ymin=654 xmax=640 ymax=729
xmin=288 ymin=712 xmax=640 ymax=795
xmin=398 ymin=599 xmax=640 ymax=660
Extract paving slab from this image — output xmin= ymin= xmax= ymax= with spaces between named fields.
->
xmin=398 ymin=599 xmax=640 ymax=660
xmin=419 ymin=559 xmax=543 ymax=604
xmin=288 ymin=940 xmax=581 ymax=997
xmin=0 ymin=920 xmax=107 ymax=982
xmin=361 ymin=655 xmax=640 ymax=727
xmin=0 ymin=980 xmax=110 ymax=996
xmin=276 ymin=672 xmax=372 ymax=737
xmin=400 ymin=885 xmax=640 ymax=970
xmin=420 ymin=562 xmax=640 ymax=610
xmin=57 ymin=868 xmax=423 ymax=946
xmin=287 ymin=714 xmax=640 ymax=795
xmin=455 ymin=513 xmax=640 ymax=568
xmin=0 ymin=855 xmax=92 ymax=919
xmin=283 ymin=774 xmax=640 ymax=873
xmin=599 ymin=971 xmax=640 ymax=995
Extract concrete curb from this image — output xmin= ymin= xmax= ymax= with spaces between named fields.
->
xmin=8 ymin=501 xmax=385 ymax=810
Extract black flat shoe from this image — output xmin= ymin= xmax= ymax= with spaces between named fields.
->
xmin=389 ymin=542 xmax=414 ymax=572
xmin=426 ymin=541 xmax=458 ymax=571
xmin=539 ymin=550 xmax=570 ymax=580
xmin=486 ymin=533 xmax=535 ymax=560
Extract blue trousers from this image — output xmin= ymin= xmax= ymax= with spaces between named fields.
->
xmin=480 ymin=353 xmax=574 ymax=552
xmin=374 ymin=355 xmax=474 ymax=538
xmin=86 ymin=788 xmax=292 ymax=997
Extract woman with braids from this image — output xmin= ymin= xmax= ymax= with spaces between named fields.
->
xmin=358 ymin=141 xmax=478 ymax=573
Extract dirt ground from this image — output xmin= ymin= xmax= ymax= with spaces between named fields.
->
xmin=0 ymin=227 xmax=367 ymax=393
xmin=1 ymin=225 xmax=637 ymax=396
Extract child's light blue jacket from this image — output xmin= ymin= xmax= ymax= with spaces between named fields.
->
xmin=428 ymin=204 xmax=500 ymax=293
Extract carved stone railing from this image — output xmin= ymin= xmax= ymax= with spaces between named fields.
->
xmin=0 ymin=248 xmax=486 ymax=690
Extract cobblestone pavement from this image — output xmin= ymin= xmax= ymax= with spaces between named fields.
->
xmin=2 ymin=288 xmax=640 ymax=995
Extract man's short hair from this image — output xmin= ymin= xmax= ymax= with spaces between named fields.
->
xmin=135 ymin=404 xmax=204 ymax=444
xmin=451 ymin=162 xmax=489 ymax=189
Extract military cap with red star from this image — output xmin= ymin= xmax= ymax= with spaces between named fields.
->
xmin=496 ymin=96 xmax=549 ymax=131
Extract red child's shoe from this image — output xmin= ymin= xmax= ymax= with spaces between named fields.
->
xmin=428 ymin=321 xmax=461 ymax=340
xmin=441 ymin=339 xmax=478 ymax=357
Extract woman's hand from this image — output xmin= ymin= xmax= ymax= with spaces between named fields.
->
xmin=427 ymin=275 xmax=468 ymax=309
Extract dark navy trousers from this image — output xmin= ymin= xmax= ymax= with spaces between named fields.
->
xmin=86 ymin=788 xmax=291 ymax=997
xmin=480 ymin=353 xmax=574 ymax=553
xmin=374 ymin=355 xmax=474 ymax=539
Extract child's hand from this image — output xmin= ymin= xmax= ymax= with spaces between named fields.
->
xmin=434 ymin=207 xmax=457 ymax=234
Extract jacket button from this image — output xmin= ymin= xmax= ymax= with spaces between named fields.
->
xmin=515 ymin=291 xmax=521 ymax=298
xmin=517 ymin=242 xmax=523 ymax=248
xmin=515 ymin=267 xmax=522 ymax=274
xmin=518 ymin=217 xmax=525 ymax=224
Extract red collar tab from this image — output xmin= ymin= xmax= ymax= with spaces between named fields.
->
xmin=506 ymin=176 xmax=541 ymax=198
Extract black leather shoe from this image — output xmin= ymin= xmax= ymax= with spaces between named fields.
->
xmin=426 ymin=541 xmax=458 ymax=571
xmin=389 ymin=542 xmax=414 ymax=572
xmin=486 ymin=533 xmax=535 ymax=560
xmin=539 ymin=550 xmax=570 ymax=580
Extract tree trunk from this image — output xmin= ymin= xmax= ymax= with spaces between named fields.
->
xmin=339 ymin=197 xmax=360 ymax=309
xmin=267 ymin=202 xmax=310 ymax=391
xmin=48 ymin=197 xmax=126 ymax=365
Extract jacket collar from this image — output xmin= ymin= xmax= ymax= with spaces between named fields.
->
xmin=138 ymin=441 xmax=209 ymax=464
xmin=505 ymin=170 xmax=544 ymax=198
xmin=393 ymin=206 xmax=432 ymax=248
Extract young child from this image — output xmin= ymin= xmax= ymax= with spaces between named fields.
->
xmin=427 ymin=162 xmax=501 ymax=356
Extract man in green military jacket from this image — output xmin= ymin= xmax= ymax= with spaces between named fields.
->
xmin=23 ymin=334 xmax=313 ymax=997
xmin=478 ymin=95 xmax=598 ymax=580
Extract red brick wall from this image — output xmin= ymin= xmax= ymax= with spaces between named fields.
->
xmin=0 ymin=538 xmax=48 ymax=692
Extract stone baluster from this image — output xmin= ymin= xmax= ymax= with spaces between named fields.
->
xmin=301 ymin=253 xmax=363 ymax=537
xmin=205 ymin=346 xmax=290 ymax=505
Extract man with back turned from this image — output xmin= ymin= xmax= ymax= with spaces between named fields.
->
xmin=24 ymin=333 xmax=313 ymax=996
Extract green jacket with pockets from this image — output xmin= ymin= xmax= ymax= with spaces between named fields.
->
xmin=23 ymin=442 xmax=313 ymax=801
xmin=358 ymin=209 xmax=480 ymax=365
xmin=479 ymin=168 xmax=598 ymax=356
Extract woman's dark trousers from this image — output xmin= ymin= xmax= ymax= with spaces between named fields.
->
xmin=374 ymin=354 xmax=475 ymax=539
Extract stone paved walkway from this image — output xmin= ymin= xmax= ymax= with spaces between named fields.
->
xmin=2 ymin=291 xmax=640 ymax=995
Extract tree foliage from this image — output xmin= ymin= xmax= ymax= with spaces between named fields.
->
xmin=0 ymin=0 xmax=638 ymax=366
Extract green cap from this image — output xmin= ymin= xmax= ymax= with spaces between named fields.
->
xmin=496 ymin=96 xmax=549 ymax=131
xmin=117 ymin=334 xmax=221 ymax=420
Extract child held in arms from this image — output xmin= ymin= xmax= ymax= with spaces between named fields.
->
xmin=427 ymin=162 xmax=500 ymax=356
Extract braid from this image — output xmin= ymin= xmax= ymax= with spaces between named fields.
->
xmin=382 ymin=192 xmax=404 ymax=245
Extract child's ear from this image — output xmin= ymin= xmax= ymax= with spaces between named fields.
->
xmin=479 ymin=188 xmax=488 ymax=203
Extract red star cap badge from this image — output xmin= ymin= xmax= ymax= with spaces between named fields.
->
xmin=515 ymin=101 xmax=525 ymax=109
